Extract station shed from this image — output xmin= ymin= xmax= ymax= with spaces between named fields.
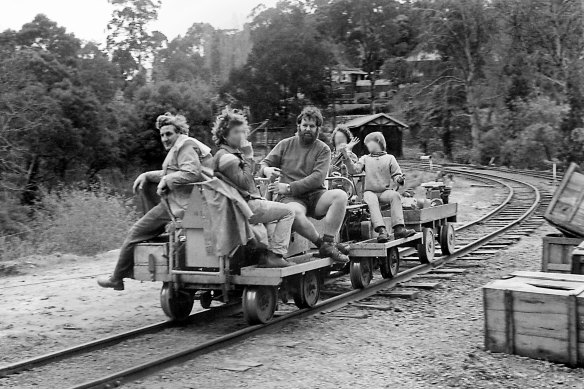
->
xmin=335 ymin=113 xmax=408 ymax=157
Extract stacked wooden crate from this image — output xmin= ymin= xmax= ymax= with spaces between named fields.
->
xmin=483 ymin=271 xmax=584 ymax=366
xmin=542 ymin=163 xmax=584 ymax=274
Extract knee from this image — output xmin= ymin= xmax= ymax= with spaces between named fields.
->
xmin=363 ymin=191 xmax=377 ymax=204
xmin=387 ymin=190 xmax=401 ymax=202
xmin=330 ymin=189 xmax=348 ymax=204
xmin=287 ymin=203 xmax=307 ymax=218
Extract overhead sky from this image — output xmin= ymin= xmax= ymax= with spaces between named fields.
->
xmin=0 ymin=0 xmax=279 ymax=44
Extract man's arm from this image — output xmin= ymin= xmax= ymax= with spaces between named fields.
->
xmin=289 ymin=146 xmax=331 ymax=196
xmin=259 ymin=140 xmax=284 ymax=177
xmin=163 ymin=145 xmax=202 ymax=189
xmin=144 ymin=170 xmax=164 ymax=183
xmin=216 ymin=153 xmax=256 ymax=193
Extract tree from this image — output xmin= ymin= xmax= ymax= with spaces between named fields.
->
xmin=106 ymin=0 xmax=165 ymax=78
xmin=223 ymin=1 xmax=332 ymax=124
xmin=415 ymin=0 xmax=497 ymax=162
xmin=317 ymin=0 xmax=416 ymax=113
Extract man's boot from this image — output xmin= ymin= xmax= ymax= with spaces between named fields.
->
xmin=375 ymin=226 xmax=390 ymax=243
xmin=394 ymin=224 xmax=416 ymax=239
xmin=257 ymin=251 xmax=293 ymax=268
xmin=336 ymin=242 xmax=351 ymax=255
xmin=319 ymin=235 xmax=350 ymax=264
xmin=97 ymin=275 xmax=124 ymax=290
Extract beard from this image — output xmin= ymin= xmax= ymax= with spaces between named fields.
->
xmin=299 ymin=129 xmax=319 ymax=145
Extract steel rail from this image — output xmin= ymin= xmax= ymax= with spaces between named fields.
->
xmin=66 ymin=170 xmax=541 ymax=389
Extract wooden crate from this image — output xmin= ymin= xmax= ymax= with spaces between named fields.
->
xmin=133 ymin=243 xmax=171 ymax=282
xmin=542 ymin=234 xmax=584 ymax=273
xmin=483 ymin=271 xmax=584 ymax=366
xmin=545 ymin=163 xmax=584 ymax=238
xmin=571 ymin=245 xmax=584 ymax=275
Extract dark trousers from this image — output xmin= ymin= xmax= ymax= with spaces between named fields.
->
xmin=112 ymin=183 xmax=170 ymax=280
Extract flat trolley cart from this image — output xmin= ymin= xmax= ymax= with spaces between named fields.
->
xmin=348 ymin=202 xmax=458 ymax=289
xmin=131 ymin=179 xmax=335 ymax=325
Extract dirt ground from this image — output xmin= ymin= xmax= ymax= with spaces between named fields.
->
xmin=2 ymin=172 xmax=577 ymax=389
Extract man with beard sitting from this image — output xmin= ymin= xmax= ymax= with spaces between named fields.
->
xmin=259 ymin=106 xmax=350 ymax=263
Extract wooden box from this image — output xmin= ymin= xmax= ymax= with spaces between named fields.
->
xmin=545 ymin=163 xmax=584 ymax=238
xmin=133 ymin=242 xmax=171 ymax=282
xmin=542 ymin=234 xmax=584 ymax=273
xmin=571 ymin=246 xmax=584 ymax=275
xmin=483 ymin=271 xmax=584 ymax=366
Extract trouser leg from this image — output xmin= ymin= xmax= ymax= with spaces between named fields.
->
xmin=248 ymin=200 xmax=294 ymax=256
xmin=378 ymin=190 xmax=405 ymax=227
xmin=363 ymin=190 xmax=384 ymax=229
xmin=137 ymin=182 xmax=160 ymax=216
xmin=113 ymin=203 xmax=171 ymax=280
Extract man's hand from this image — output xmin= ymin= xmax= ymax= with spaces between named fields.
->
xmin=157 ymin=177 xmax=169 ymax=196
xmin=263 ymin=166 xmax=281 ymax=179
xmin=339 ymin=145 xmax=349 ymax=157
xmin=395 ymin=175 xmax=405 ymax=186
xmin=240 ymin=139 xmax=254 ymax=158
xmin=132 ymin=173 xmax=147 ymax=194
xmin=268 ymin=182 xmax=290 ymax=195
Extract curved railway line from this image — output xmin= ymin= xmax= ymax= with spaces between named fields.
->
xmin=0 ymin=167 xmax=553 ymax=389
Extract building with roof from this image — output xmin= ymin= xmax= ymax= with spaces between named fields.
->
xmin=335 ymin=113 xmax=408 ymax=157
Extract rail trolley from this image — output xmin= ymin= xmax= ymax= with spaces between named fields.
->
xmin=131 ymin=174 xmax=457 ymax=325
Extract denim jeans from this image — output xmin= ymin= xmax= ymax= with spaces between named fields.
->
xmin=113 ymin=191 xmax=171 ymax=280
xmin=363 ymin=190 xmax=405 ymax=229
xmin=248 ymin=199 xmax=294 ymax=256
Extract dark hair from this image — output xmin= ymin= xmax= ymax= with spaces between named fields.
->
xmin=331 ymin=125 xmax=352 ymax=150
xmin=156 ymin=112 xmax=189 ymax=135
xmin=296 ymin=106 xmax=323 ymax=127
xmin=211 ymin=107 xmax=249 ymax=146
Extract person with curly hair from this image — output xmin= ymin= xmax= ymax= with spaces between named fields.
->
xmin=260 ymin=106 xmax=350 ymax=264
xmin=212 ymin=108 xmax=295 ymax=267
xmin=97 ymin=112 xmax=212 ymax=290
xmin=329 ymin=125 xmax=359 ymax=176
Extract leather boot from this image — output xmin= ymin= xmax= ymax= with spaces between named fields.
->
xmin=336 ymin=242 xmax=351 ymax=255
xmin=257 ymin=251 xmax=293 ymax=268
xmin=97 ymin=276 xmax=124 ymax=290
xmin=376 ymin=226 xmax=390 ymax=243
xmin=394 ymin=225 xmax=416 ymax=239
xmin=319 ymin=242 xmax=350 ymax=264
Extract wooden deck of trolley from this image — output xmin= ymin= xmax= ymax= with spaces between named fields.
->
xmin=233 ymin=253 xmax=333 ymax=286
xmin=349 ymin=233 xmax=423 ymax=257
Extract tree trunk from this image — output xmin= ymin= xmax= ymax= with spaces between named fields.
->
xmin=369 ymin=71 xmax=376 ymax=114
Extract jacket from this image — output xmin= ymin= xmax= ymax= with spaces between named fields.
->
xmin=199 ymin=177 xmax=268 ymax=256
xmin=144 ymin=135 xmax=211 ymax=218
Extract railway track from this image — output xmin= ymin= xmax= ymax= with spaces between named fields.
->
xmin=0 ymin=168 xmax=548 ymax=389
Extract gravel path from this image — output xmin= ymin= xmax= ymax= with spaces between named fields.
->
xmin=122 ymin=223 xmax=584 ymax=389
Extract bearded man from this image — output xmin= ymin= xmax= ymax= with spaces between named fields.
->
xmin=259 ymin=106 xmax=349 ymax=263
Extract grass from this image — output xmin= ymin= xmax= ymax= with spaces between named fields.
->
xmin=0 ymin=187 xmax=137 ymax=263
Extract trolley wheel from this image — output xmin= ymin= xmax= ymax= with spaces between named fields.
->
xmin=417 ymin=227 xmax=436 ymax=264
xmin=242 ymin=286 xmax=277 ymax=325
xmin=380 ymin=247 xmax=400 ymax=279
xmin=439 ymin=222 xmax=456 ymax=255
xmin=293 ymin=271 xmax=321 ymax=309
xmin=160 ymin=282 xmax=194 ymax=321
xmin=199 ymin=291 xmax=213 ymax=309
xmin=350 ymin=258 xmax=373 ymax=289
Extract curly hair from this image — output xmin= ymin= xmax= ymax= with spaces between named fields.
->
xmin=155 ymin=112 xmax=189 ymax=135
xmin=331 ymin=125 xmax=352 ymax=151
xmin=211 ymin=107 xmax=249 ymax=146
xmin=296 ymin=106 xmax=323 ymax=127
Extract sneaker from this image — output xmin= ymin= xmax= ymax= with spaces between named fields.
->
xmin=394 ymin=225 xmax=416 ymax=239
xmin=97 ymin=276 xmax=124 ymax=290
xmin=376 ymin=227 xmax=390 ymax=243
xmin=319 ymin=242 xmax=350 ymax=264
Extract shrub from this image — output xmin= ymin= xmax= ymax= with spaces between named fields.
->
xmin=32 ymin=188 xmax=138 ymax=256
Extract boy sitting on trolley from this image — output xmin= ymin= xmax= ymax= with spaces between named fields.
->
xmin=339 ymin=131 xmax=415 ymax=243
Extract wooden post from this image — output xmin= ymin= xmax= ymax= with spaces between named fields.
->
xmin=553 ymin=163 xmax=557 ymax=187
